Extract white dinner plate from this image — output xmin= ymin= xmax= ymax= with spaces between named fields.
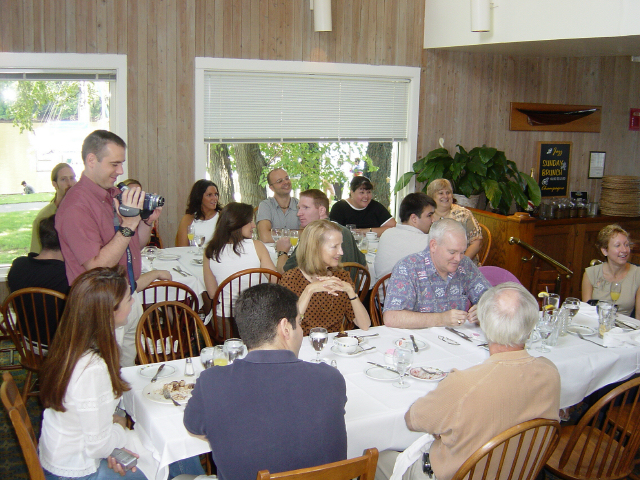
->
xmin=330 ymin=345 xmax=375 ymax=357
xmin=157 ymin=253 xmax=181 ymax=261
xmin=395 ymin=337 xmax=428 ymax=351
xmin=409 ymin=366 xmax=447 ymax=382
xmin=567 ymin=325 xmax=597 ymax=337
xmin=138 ymin=364 xmax=176 ymax=379
xmin=190 ymin=259 xmax=203 ymax=266
xmin=142 ymin=379 xmax=195 ymax=405
xmin=364 ymin=366 xmax=400 ymax=381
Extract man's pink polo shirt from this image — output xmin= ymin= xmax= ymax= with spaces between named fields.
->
xmin=55 ymin=174 xmax=142 ymax=285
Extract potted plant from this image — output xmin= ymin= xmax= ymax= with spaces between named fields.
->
xmin=394 ymin=144 xmax=541 ymax=216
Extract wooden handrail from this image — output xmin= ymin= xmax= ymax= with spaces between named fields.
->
xmin=508 ymin=237 xmax=573 ymax=278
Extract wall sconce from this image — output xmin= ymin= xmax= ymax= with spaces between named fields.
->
xmin=313 ymin=0 xmax=332 ymax=32
xmin=470 ymin=0 xmax=491 ymax=32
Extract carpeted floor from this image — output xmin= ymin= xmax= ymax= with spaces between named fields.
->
xmin=1 ymin=340 xmax=42 ymax=480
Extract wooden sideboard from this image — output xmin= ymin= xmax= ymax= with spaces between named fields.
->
xmin=469 ymin=208 xmax=640 ymax=299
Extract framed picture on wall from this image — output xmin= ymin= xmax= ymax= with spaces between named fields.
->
xmin=588 ymin=151 xmax=606 ymax=179
xmin=537 ymin=141 xmax=572 ymax=198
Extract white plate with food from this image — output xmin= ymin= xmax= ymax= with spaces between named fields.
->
xmin=190 ymin=259 xmax=203 ymax=266
xmin=395 ymin=337 xmax=428 ymax=351
xmin=364 ymin=366 xmax=400 ymax=381
xmin=330 ymin=345 xmax=375 ymax=357
xmin=138 ymin=364 xmax=176 ymax=379
xmin=567 ymin=325 xmax=597 ymax=337
xmin=142 ymin=379 xmax=195 ymax=405
xmin=157 ymin=253 xmax=181 ymax=261
xmin=409 ymin=366 xmax=447 ymax=382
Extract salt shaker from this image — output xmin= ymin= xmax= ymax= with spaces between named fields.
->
xmin=184 ymin=357 xmax=195 ymax=377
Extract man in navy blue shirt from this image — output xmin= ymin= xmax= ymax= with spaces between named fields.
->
xmin=183 ymin=283 xmax=347 ymax=480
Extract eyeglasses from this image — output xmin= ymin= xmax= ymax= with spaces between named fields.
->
xmin=270 ymin=176 xmax=290 ymax=186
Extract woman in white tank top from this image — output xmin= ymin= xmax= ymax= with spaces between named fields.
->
xmin=203 ymin=202 xmax=278 ymax=318
xmin=175 ymin=180 xmax=221 ymax=247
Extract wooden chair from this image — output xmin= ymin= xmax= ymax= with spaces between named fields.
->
xmin=546 ymin=376 xmax=640 ymax=480
xmin=0 ymin=317 xmax=20 ymax=372
xmin=210 ymin=268 xmax=281 ymax=344
xmin=135 ymin=300 xmax=212 ymax=364
xmin=451 ymin=418 xmax=560 ymax=480
xmin=478 ymin=223 xmax=492 ymax=266
xmin=1 ymin=372 xmax=46 ymax=480
xmin=140 ymin=279 xmax=199 ymax=312
xmin=369 ymin=273 xmax=392 ymax=327
xmin=590 ymin=259 xmax=603 ymax=266
xmin=340 ymin=262 xmax=371 ymax=302
xmin=256 ymin=447 xmax=378 ymax=480
xmin=1 ymin=288 xmax=66 ymax=400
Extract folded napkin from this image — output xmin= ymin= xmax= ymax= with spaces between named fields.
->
xmin=603 ymin=327 xmax=640 ymax=348
xmin=390 ymin=433 xmax=435 ymax=480
xmin=579 ymin=303 xmax=598 ymax=318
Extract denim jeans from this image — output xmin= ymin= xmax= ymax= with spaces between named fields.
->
xmin=44 ymin=455 xmax=204 ymax=480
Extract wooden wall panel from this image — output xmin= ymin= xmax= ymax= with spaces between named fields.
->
xmin=1 ymin=0 xmax=638 ymax=248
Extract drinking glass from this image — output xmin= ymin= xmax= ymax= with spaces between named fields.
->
xmin=187 ymin=224 xmax=196 ymax=253
xmin=224 ymin=338 xmax=245 ymax=364
xmin=194 ymin=234 xmax=206 ymax=255
xmin=289 ymin=230 xmax=299 ymax=249
xmin=393 ymin=344 xmax=413 ymax=388
xmin=309 ymin=327 xmax=328 ymax=363
xmin=597 ymin=300 xmax=615 ymax=338
xmin=346 ymin=224 xmax=356 ymax=236
xmin=610 ymin=282 xmax=622 ymax=304
xmin=200 ymin=347 xmax=215 ymax=369
xmin=542 ymin=293 xmax=560 ymax=313
xmin=563 ymin=297 xmax=580 ymax=327
xmin=537 ymin=311 xmax=557 ymax=353
xmin=212 ymin=345 xmax=228 ymax=366
xmin=141 ymin=246 xmax=158 ymax=270
xmin=271 ymin=228 xmax=281 ymax=243
xmin=358 ymin=237 xmax=369 ymax=254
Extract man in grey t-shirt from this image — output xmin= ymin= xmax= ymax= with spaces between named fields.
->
xmin=257 ymin=168 xmax=300 ymax=243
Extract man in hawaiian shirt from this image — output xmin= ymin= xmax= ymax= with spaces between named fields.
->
xmin=383 ymin=218 xmax=490 ymax=328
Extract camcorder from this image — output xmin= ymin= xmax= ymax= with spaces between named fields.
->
xmin=116 ymin=182 xmax=165 ymax=220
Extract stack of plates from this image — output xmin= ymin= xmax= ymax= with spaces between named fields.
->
xmin=599 ymin=176 xmax=640 ymax=217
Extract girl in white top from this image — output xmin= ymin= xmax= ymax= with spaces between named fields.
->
xmin=38 ymin=267 xmax=204 ymax=480
xmin=175 ymin=180 xmax=221 ymax=247
xmin=204 ymin=202 xmax=278 ymax=317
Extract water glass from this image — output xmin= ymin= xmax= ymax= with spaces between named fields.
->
xmin=200 ymin=347 xmax=215 ymax=369
xmin=542 ymin=294 xmax=560 ymax=313
xmin=271 ymin=228 xmax=281 ymax=243
xmin=563 ymin=297 xmax=580 ymax=321
xmin=194 ymin=234 xmax=206 ymax=255
xmin=309 ymin=327 xmax=328 ymax=363
xmin=537 ymin=311 xmax=557 ymax=353
xmin=224 ymin=338 xmax=246 ymax=364
xmin=393 ymin=344 xmax=413 ymax=389
xmin=597 ymin=301 xmax=615 ymax=338
xmin=346 ymin=224 xmax=356 ymax=236
xmin=141 ymin=246 xmax=158 ymax=270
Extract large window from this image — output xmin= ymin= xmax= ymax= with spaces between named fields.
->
xmin=0 ymin=53 xmax=127 ymax=266
xmin=194 ymin=58 xmax=420 ymax=215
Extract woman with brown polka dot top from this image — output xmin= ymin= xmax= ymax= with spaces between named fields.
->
xmin=279 ymin=219 xmax=371 ymax=335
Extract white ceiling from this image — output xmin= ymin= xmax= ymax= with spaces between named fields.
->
xmin=427 ymin=35 xmax=640 ymax=58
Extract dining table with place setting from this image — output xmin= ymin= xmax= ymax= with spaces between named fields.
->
xmin=121 ymin=307 xmax=640 ymax=479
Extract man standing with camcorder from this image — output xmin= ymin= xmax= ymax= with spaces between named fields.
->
xmin=56 ymin=130 xmax=171 ymax=367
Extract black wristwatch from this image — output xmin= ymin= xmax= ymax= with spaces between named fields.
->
xmin=118 ymin=226 xmax=135 ymax=238
xmin=277 ymin=251 xmax=289 ymax=258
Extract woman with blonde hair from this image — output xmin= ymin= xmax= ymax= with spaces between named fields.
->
xmin=279 ymin=219 xmax=371 ymax=335
xmin=426 ymin=178 xmax=483 ymax=261
xmin=582 ymin=224 xmax=639 ymax=318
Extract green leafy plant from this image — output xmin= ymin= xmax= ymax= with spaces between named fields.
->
xmin=394 ymin=145 xmax=541 ymax=216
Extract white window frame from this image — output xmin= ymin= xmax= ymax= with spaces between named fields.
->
xmin=0 ymin=52 xmax=128 ymax=176
xmin=194 ymin=58 xmax=420 ymax=214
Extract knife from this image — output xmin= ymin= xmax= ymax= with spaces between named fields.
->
xmin=409 ymin=334 xmax=419 ymax=352
xmin=150 ymin=364 xmax=165 ymax=383
xmin=177 ymin=266 xmax=193 ymax=276
xmin=367 ymin=361 xmax=399 ymax=374
xmin=445 ymin=327 xmax=473 ymax=342
xmin=172 ymin=267 xmax=187 ymax=278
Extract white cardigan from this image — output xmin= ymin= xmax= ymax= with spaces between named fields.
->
xmin=39 ymin=352 xmax=155 ymax=478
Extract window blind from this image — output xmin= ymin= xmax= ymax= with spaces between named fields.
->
xmin=203 ymin=71 xmax=410 ymax=143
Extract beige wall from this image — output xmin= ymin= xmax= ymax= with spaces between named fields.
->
xmin=1 ymin=0 xmax=638 ymax=245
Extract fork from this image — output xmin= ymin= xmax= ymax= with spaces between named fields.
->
xmin=577 ymin=332 xmax=608 ymax=348
xmin=176 ymin=266 xmax=192 ymax=276
xmin=162 ymin=388 xmax=181 ymax=406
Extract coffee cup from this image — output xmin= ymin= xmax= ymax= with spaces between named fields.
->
xmin=333 ymin=336 xmax=358 ymax=353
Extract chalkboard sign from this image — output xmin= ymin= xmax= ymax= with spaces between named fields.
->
xmin=537 ymin=141 xmax=571 ymax=197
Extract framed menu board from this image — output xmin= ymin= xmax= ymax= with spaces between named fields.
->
xmin=537 ymin=141 xmax=571 ymax=198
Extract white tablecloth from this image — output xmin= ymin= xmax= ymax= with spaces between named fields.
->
xmin=121 ymin=305 xmax=640 ymax=478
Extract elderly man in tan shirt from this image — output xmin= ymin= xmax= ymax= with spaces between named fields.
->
xmin=376 ymin=282 xmax=561 ymax=480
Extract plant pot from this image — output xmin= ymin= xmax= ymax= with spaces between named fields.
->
xmin=453 ymin=194 xmax=480 ymax=209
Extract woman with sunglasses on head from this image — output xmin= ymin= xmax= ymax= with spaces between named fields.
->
xmin=39 ymin=267 xmax=204 ymax=479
